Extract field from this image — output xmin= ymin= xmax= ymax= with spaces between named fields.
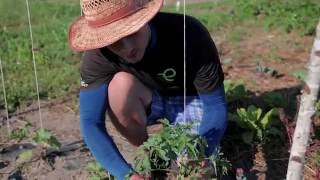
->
xmin=0 ymin=0 xmax=320 ymax=179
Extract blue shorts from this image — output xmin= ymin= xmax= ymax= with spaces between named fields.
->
xmin=147 ymin=92 xmax=203 ymax=134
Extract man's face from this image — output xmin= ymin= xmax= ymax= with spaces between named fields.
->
xmin=107 ymin=24 xmax=150 ymax=63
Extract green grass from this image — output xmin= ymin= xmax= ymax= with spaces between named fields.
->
xmin=164 ymin=0 xmax=320 ymax=35
xmin=0 ymin=0 xmax=319 ymax=111
xmin=0 ymin=0 xmax=80 ymax=111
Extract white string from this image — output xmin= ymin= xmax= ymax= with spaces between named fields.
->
xmin=183 ymin=0 xmax=186 ymax=124
xmin=25 ymin=0 xmax=43 ymax=129
xmin=80 ymin=0 xmax=83 ymax=16
xmin=0 ymin=57 xmax=10 ymax=134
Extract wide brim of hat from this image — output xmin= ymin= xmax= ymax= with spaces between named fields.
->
xmin=68 ymin=0 xmax=163 ymax=52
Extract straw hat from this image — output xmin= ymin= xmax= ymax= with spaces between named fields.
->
xmin=68 ymin=0 xmax=163 ymax=52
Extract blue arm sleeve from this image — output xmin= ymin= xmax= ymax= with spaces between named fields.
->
xmin=198 ymin=85 xmax=228 ymax=156
xmin=79 ymin=84 xmax=132 ymax=179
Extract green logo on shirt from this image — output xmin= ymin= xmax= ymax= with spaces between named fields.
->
xmin=157 ymin=68 xmax=176 ymax=82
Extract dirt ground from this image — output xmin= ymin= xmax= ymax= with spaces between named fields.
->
xmin=1 ymin=3 xmax=319 ymax=180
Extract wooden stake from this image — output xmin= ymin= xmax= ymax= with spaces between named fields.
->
xmin=286 ymin=20 xmax=320 ymax=180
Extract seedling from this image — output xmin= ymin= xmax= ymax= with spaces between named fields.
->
xmin=256 ymin=62 xmax=278 ymax=77
xmin=10 ymin=127 xmax=28 ymax=141
xmin=132 ymin=119 xmax=230 ymax=179
xmin=86 ymin=161 xmax=112 ymax=180
xmin=33 ymin=128 xmax=61 ymax=150
xmin=10 ymin=123 xmax=32 ymax=141
xmin=291 ymin=69 xmax=307 ymax=81
xmin=229 ymin=106 xmax=282 ymax=144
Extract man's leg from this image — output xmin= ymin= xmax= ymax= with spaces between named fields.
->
xmin=108 ymin=71 xmax=152 ymax=146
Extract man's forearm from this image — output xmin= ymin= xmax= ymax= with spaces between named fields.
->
xmin=80 ymin=84 xmax=132 ymax=179
xmin=198 ymin=85 xmax=228 ymax=156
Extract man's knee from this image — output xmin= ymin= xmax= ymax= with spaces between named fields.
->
xmin=108 ymin=71 xmax=151 ymax=125
xmin=109 ymin=71 xmax=151 ymax=95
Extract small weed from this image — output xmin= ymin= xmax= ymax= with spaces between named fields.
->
xmin=224 ymin=80 xmax=247 ymax=102
xmin=86 ymin=161 xmax=112 ymax=180
xmin=255 ymin=62 xmax=278 ymax=77
xmin=33 ymin=128 xmax=61 ymax=150
xmin=10 ymin=127 xmax=29 ymax=141
xmin=291 ymin=69 xmax=307 ymax=81
xmin=9 ymin=126 xmax=62 ymax=169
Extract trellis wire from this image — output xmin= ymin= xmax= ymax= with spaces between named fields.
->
xmin=0 ymin=57 xmax=10 ymax=134
xmin=183 ymin=0 xmax=186 ymax=124
xmin=25 ymin=0 xmax=43 ymax=129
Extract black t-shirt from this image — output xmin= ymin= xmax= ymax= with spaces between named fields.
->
xmin=80 ymin=12 xmax=224 ymax=96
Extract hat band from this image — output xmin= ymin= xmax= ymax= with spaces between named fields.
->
xmin=88 ymin=2 xmax=143 ymax=28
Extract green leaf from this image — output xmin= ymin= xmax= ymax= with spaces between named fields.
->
xmin=246 ymin=105 xmax=261 ymax=122
xmin=32 ymin=128 xmax=61 ymax=149
xmin=33 ymin=128 xmax=51 ymax=143
xmin=255 ymin=107 xmax=262 ymax=122
xmin=141 ymin=157 xmax=151 ymax=175
xmin=261 ymin=109 xmax=276 ymax=130
xmin=10 ymin=127 xmax=28 ymax=140
xmin=186 ymin=143 xmax=198 ymax=158
xmin=224 ymin=80 xmax=246 ymax=101
xmin=157 ymin=149 xmax=170 ymax=161
xmin=49 ymin=136 xmax=61 ymax=149
xmin=18 ymin=150 xmax=33 ymax=161
xmin=291 ymin=69 xmax=306 ymax=81
xmin=86 ymin=162 xmax=104 ymax=172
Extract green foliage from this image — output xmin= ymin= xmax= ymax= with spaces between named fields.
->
xmin=0 ymin=0 xmax=80 ymax=111
xmin=315 ymin=100 xmax=320 ymax=117
xmin=10 ymin=128 xmax=28 ymax=140
xmin=86 ymin=161 xmax=110 ymax=180
xmin=224 ymin=80 xmax=247 ymax=102
xmin=18 ymin=150 xmax=33 ymax=162
xmin=164 ymin=0 xmax=320 ymax=35
xmin=133 ymin=119 xmax=230 ymax=178
xmin=229 ymin=106 xmax=282 ymax=144
xmin=291 ymin=69 xmax=307 ymax=81
xmin=10 ymin=125 xmax=30 ymax=141
xmin=233 ymin=0 xmax=320 ymax=35
xmin=32 ymin=128 xmax=61 ymax=150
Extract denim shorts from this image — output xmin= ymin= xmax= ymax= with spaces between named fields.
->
xmin=147 ymin=92 xmax=204 ymax=134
